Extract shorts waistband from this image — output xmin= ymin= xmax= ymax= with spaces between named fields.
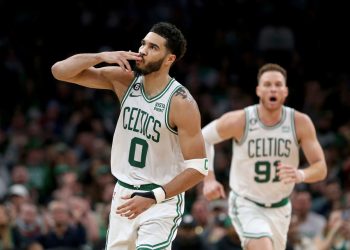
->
xmin=233 ymin=190 xmax=289 ymax=208
xmin=117 ymin=179 xmax=160 ymax=191
xmin=246 ymin=196 xmax=289 ymax=208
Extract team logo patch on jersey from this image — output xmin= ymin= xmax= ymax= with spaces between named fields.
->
xmin=154 ymin=102 xmax=165 ymax=112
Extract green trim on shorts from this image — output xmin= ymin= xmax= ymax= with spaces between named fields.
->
xmin=232 ymin=190 xmax=289 ymax=208
xmin=243 ymin=232 xmax=272 ymax=238
xmin=117 ymin=179 xmax=161 ymax=191
xmin=136 ymin=193 xmax=184 ymax=250
xmin=245 ymin=196 xmax=289 ymax=208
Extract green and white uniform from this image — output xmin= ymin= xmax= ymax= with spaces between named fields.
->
xmin=106 ymin=76 xmax=185 ymax=250
xmin=228 ymin=104 xmax=299 ymax=250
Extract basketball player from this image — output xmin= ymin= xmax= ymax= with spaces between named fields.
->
xmin=51 ymin=22 xmax=208 ymax=249
xmin=202 ymin=63 xmax=327 ymax=250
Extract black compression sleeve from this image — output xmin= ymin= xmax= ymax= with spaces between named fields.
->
xmin=130 ymin=191 xmax=156 ymax=201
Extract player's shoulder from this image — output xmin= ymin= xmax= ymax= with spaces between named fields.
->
xmin=171 ymin=85 xmax=198 ymax=110
xmin=169 ymin=85 xmax=201 ymax=128
xmin=292 ymin=109 xmax=315 ymax=132
xmin=293 ymin=109 xmax=312 ymax=123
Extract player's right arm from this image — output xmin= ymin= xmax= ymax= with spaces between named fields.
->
xmin=51 ymin=51 xmax=142 ymax=98
xmin=202 ymin=110 xmax=245 ymax=200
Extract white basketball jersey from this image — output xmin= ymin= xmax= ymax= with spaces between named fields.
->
xmin=230 ymin=105 xmax=300 ymax=203
xmin=111 ymin=76 xmax=185 ymax=186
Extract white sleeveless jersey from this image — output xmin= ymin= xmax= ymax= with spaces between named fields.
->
xmin=111 ymin=76 xmax=185 ymax=186
xmin=230 ymin=105 xmax=300 ymax=203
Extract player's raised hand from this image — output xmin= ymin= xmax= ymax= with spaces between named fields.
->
xmin=99 ymin=51 xmax=142 ymax=72
xmin=203 ymin=179 xmax=226 ymax=201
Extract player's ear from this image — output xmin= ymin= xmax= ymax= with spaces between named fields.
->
xmin=285 ymin=86 xmax=289 ymax=98
xmin=166 ymin=54 xmax=176 ymax=65
xmin=256 ymin=85 xmax=261 ymax=98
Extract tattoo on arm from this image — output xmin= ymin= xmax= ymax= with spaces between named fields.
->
xmin=175 ymin=87 xmax=194 ymax=103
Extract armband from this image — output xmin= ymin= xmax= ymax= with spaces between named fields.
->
xmin=202 ymin=120 xmax=223 ymax=171
xmin=202 ymin=120 xmax=223 ymax=144
xmin=184 ymin=158 xmax=209 ymax=176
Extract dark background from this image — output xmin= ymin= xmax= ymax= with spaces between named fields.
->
xmin=2 ymin=0 xmax=345 ymax=128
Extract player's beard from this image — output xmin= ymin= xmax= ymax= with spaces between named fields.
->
xmin=134 ymin=57 xmax=165 ymax=76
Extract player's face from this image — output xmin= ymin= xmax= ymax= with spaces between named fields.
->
xmin=134 ymin=32 xmax=174 ymax=75
xmin=256 ymin=71 xmax=288 ymax=111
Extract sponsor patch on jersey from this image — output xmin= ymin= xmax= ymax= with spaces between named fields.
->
xmin=282 ymin=126 xmax=290 ymax=132
xmin=154 ymin=102 xmax=165 ymax=112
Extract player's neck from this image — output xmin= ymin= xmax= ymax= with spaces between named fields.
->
xmin=143 ymin=72 xmax=171 ymax=98
xmin=257 ymin=104 xmax=283 ymax=126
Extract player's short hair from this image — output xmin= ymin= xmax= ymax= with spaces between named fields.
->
xmin=150 ymin=22 xmax=187 ymax=61
xmin=257 ymin=63 xmax=287 ymax=82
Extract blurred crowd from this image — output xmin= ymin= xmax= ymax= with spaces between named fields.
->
xmin=1 ymin=0 xmax=350 ymax=249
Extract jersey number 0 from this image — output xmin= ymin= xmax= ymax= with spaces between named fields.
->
xmin=128 ymin=137 xmax=149 ymax=168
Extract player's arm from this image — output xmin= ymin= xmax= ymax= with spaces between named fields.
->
xmin=295 ymin=112 xmax=327 ymax=182
xmin=51 ymin=51 xmax=141 ymax=97
xmin=161 ymin=87 xmax=208 ymax=198
xmin=202 ymin=110 xmax=245 ymax=200
xmin=277 ymin=111 xmax=327 ymax=184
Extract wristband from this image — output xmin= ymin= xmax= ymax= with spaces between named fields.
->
xmin=152 ymin=187 xmax=166 ymax=203
xmin=297 ymin=169 xmax=305 ymax=183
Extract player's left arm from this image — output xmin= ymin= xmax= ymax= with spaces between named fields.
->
xmin=162 ymin=86 xmax=207 ymax=198
xmin=296 ymin=112 xmax=327 ymax=182
xmin=278 ymin=112 xmax=327 ymax=184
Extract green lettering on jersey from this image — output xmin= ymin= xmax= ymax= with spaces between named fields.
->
xmin=247 ymin=137 xmax=291 ymax=158
xmin=254 ymin=160 xmax=280 ymax=183
xmin=122 ymin=106 xmax=161 ymax=143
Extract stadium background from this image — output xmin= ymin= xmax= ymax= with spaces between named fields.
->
xmin=0 ymin=0 xmax=350 ymax=249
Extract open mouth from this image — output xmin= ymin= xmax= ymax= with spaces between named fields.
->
xmin=269 ymin=96 xmax=277 ymax=102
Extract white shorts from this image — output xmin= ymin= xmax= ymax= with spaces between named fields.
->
xmin=228 ymin=191 xmax=292 ymax=250
xmin=105 ymin=181 xmax=185 ymax=250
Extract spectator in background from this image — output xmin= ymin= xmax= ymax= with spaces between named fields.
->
xmin=172 ymin=214 xmax=207 ymax=250
xmin=6 ymin=184 xmax=30 ymax=220
xmin=286 ymin=214 xmax=316 ymax=250
xmin=35 ymin=200 xmax=87 ymax=249
xmin=10 ymin=164 xmax=30 ymax=186
xmin=52 ymin=164 xmax=83 ymax=201
xmin=0 ymin=204 xmax=21 ymax=250
xmin=67 ymin=195 xmax=100 ymax=246
xmin=292 ymin=188 xmax=326 ymax=239
xmin=13 ymin=202 xmax=44 ymax=249
xmin=214 ymin=213 xmax=242 ymax=250
xmin=314 ymin=209 xmax=350 ymax=250
xmin=312 ymin=179 xmax=343 ymax=218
